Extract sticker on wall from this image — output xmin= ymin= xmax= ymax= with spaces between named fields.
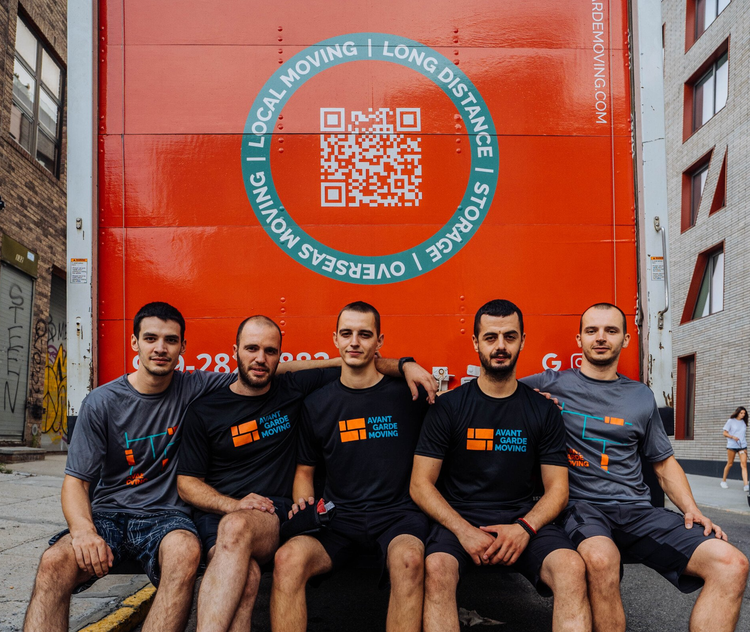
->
xmin=241 ymin=33 xmax=499 ymax=284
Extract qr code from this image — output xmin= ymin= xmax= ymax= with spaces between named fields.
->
xmin=320 ymin=107 xmax=422 ymax=207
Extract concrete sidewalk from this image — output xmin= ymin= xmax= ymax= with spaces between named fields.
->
xmin=0 ymin=457 xmax=746 ymax=632
xmin=0 ymin=455 xmax=149 ymax=632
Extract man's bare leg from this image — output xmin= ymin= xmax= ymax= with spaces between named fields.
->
xmin=577 ymin=536 xmax=625 ymax=632
xmin=270 ymin=535 xmax=333 ymax=632
xmin=23 ymin=535 xmax=93 ymax=632
xmin=684 ymin=539 xmax=749 ymax=632
xmin=423 ymin=553 xmax=461 ymax=632
xmin=142 ymin=529 xmax=202 ymax=632
xmin=539 ymin=548 xmax=591 ymax=632
xmin=385 ymin=535 xmax=425 ymax=632
xmin=197 ymin=510 xmax=279 ymax=632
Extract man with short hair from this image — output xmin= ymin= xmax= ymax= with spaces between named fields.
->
xmin=177 ymin=311 xmax=436 ymax=632
xmin=271 ymin=302 xmax=431 ymax=632
xmin=24 ymin=302 xmax=235 ymax=632
xmin=521 ymin=302 xmax=749 ymax=632
xmin=411 ymin=299 xmax=591 ymax=632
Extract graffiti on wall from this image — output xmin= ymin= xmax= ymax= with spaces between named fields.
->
xmin=35 ymin=313 xmax=68 ymax=444
xmin=3 ymin=283 xmax=27 ymax=416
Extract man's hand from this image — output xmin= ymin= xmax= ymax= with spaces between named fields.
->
xmin=684 ymin=511 xmax=727 ymax=540
xmin=288 ymin=496 xmax=316 ymax=520
xmin=403 ymin=362 xmax=437 ymax=404
xmin=456 ymin=525 xmax=496 ymax=566
xmin=237 ymin=493 xmax=276 ymax=513
xmin=479 ymin=524 xmax=530 ymax=565
xmin=70 ymin=530 xmax=114 ymax=578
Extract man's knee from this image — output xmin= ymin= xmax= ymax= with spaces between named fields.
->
xmin=217 ymin=511 xmax=254 ymax=550
xmin=424 ymin=553 xmax=459 ymax=596
xmin=692 ymin=541 xmax=750 ymax=587
xmin=578 ymin=538 xmax=620 ymax=580
xmin=542 ymin=549 xmax=588 ymax=596
xmin=388 ymin=539 xmax=425 ymax=585
xmin=36 ymin=540 xmax=86 ymax=589
xmin=159 ymin=530 xmax=201 ymax=580
xmin=273 ymin=540 xmax=314 ymax=589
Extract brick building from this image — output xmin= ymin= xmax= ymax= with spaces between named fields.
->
xmin=0 ymin=0 xmax=67 ymax=448
xmin=662 ymin=0 xmax=749 ymax=474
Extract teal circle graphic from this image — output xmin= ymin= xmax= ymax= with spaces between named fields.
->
xmin=242 ymin=33 xmax=499 ymax=284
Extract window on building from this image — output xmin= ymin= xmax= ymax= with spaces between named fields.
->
xmin=676 ymin=355 xmax=696 ymax=440
xmin=681 ymin=242 xmax=725 ymax=323
xmin=709 ymin=149 xmax=727 ymax=214
xmin=695 ymin=0 xmax=730 ymax=39
xmin=10 ymin=15 xmax=64 ymax=176
xmin=693 ymin=52 xmax=728 ymax=130
xmin=693 ymin=249 xmax=724 ymax=318
xmin=680 ymin=150 xmax=712 ymax=231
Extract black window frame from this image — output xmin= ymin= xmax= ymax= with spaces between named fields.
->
xmin=10 ymin=14 xmax=65 ymax=177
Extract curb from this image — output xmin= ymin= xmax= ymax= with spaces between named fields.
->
xmin=78 ymin=585 xmax=156 ymax=632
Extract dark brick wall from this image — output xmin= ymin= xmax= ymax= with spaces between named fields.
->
xmin=0 ymin=0 xmax=67 ymax=445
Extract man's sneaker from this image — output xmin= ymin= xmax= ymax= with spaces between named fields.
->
xmin=720 ymin=481 xmax=729 ymax=489
xmin=744 ymin=485 xmax=749 ymax=492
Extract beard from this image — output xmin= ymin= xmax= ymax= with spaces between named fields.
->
xmin=582 ymin=343 xmax=622 ymax=368
xmin=237 ymin=360 xmax=272 ymax=389
xmin=141 ymin=356 xmax=175 ymax=376
xmin=478 ymin=348 xmax=519 ymax=381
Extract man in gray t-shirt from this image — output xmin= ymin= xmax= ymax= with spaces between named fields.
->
xmin=24 ymin=302 xmax=233 ymax=632
xmin=521 ymin=303 xmax=748 ymax=632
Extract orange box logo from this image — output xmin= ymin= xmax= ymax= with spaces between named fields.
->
xmin=125 ymin=449 xmax=135 ymax=466
xmin=604 ymin=416 xmax=625 ymax=426
xmin=339 ymin=418 xmax=367 ymax=442
xmin=466 ymin=428 xmax=494 ymax=451
xmin=231 ymin=420 xmax=260 ymax=447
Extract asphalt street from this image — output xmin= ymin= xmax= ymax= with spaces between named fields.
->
xmin=170 ymin=504 xmax=750 ymax=632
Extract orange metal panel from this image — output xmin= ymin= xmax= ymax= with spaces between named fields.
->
xmin=98 ymin=0 xmax=640 ymax=389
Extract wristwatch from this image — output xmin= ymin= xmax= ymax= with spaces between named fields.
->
xmin=398 ymin=357 xmax=416 ymax=376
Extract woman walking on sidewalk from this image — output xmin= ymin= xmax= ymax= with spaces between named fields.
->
xmin=721 ymin=407 xmax=749 ymax=491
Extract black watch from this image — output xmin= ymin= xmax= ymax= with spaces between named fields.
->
xmin=398 ymin=357 xmax=416 ymax=376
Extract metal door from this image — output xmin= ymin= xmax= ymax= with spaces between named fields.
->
xmin=0 ymin=262 xmax=34 ymax=440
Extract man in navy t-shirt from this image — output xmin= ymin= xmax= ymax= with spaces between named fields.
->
xmin=411 ymin=299 xmax=591 ymax=632
xmin=271 ymin=302 xmax=430 ymax=632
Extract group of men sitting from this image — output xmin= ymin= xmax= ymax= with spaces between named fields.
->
xmin=23 ymin=299 xmax=748 ymax=632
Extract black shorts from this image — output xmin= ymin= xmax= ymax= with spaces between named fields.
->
xmin=49 ymin=511 xmax=199 ymax=592
xmin=313 ymin=503 xmax=429 ymax=582
xmin=425 ymin=508 xmax=575 ymax=597
xmin=727 ymin=447 xmax=747 ymax=454
xmin=194 ymin=495 xmax=291 ymax=552
xmin=561 ymin=501 xmax=714 ymax=593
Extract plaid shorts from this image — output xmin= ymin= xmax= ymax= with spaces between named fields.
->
xmin=49 ymin=511 xmax=199 ymax=592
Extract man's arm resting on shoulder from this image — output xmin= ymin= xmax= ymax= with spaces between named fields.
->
xmin=61 ymin=475 xmax=114 ymax=578
xmin=376 ymin=358 xmax=437 ymax=403
xmin=410 ymin=455 xmax=494 ymax=565
xmin=652 ymin=456 xmax=726 ymax=540
xmin=275 ymin=355 xmax=437 ymax=403
xmin=481 ymin=463 xmax=569 ymax=566
xmin=176 ymin=475 xmax=275 ymax=515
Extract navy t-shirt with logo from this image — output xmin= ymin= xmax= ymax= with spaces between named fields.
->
xmin=178 ymin=368 xmax=340 ymax=504
xmin=297 ymin=375 xmax=429 ymax=512
xmin=415 ymin=379 xmax=568 ymax=515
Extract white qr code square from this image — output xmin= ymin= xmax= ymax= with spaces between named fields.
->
xmin=320 ymin=107 xmax=422 ymax=207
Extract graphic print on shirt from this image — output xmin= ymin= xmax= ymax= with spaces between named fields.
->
xmin=559 ymin=401 xmax=632 ymax=473
xmin=466 ymin=427 xmax=527 ymax=452
xmin=124 ymin=424 xmax=178 ymax=486
xmin=230 ymin=409 xmax=291 ymax=447
xmin=338 ymin=415 xmax=398 ymax=442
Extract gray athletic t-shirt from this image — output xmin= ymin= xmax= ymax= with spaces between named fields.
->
xmin=520 ymin=369 xmax=673 ymax=505
xmin=66 ymin=371 xmax=235 ymax=514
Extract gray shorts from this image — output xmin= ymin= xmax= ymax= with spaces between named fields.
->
xmin=561 ymin=501 xmax=714 ymax=593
